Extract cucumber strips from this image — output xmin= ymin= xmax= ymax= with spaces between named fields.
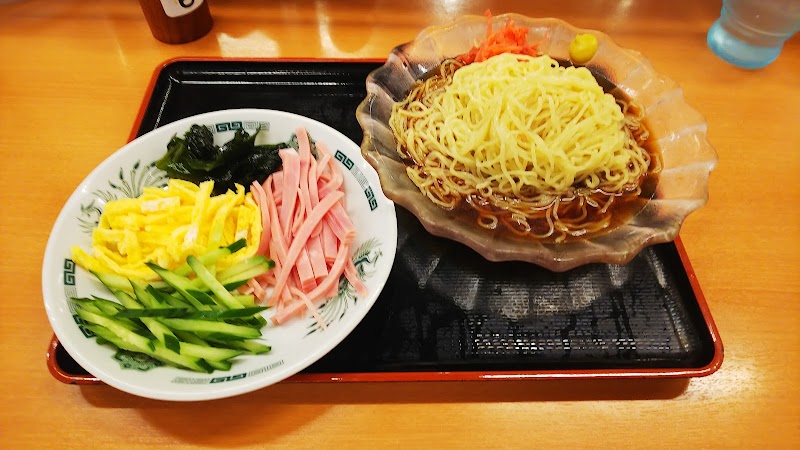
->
xmin=71 ymin=239 xmax=273 ymax=373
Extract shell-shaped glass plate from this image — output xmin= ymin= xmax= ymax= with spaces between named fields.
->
xmin=357 ymin=13 xmax=717 ymax=272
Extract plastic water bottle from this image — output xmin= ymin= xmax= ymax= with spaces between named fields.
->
xmin=707 ymin=0 xmax=800 ymax=69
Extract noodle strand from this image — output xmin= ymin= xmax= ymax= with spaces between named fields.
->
xmin=390 ymin=53 xmax=658 ymax=242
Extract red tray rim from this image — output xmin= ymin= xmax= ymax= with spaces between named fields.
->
xmin=46 ymin=56 xmax=724 ymax=384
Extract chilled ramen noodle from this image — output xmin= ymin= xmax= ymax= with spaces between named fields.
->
xmin=389 ymin=53 xmax=661 ymax=242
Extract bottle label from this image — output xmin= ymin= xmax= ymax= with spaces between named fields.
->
xmin=160 ymin=0 xmax=204 ymax=18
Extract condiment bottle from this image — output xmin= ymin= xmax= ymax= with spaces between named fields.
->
xmin=138 ymin=0 xmax=213 ymax=45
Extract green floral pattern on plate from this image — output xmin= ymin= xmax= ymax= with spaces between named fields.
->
xmin=306 ymin=238 xmax=384 ymax=335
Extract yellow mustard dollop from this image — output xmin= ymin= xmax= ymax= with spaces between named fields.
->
xmin=569 ymin=33 xmax=599 ymax=65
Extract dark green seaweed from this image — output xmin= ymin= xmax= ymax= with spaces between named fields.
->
xmin=155 ymin=125 xmax=290 ymax=195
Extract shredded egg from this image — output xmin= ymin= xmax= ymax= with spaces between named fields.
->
xmin=71 ymin=179 xmax=262 ymax=281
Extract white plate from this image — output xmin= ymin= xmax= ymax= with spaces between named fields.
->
xmin=42 ymin=109 xmax=397 ymax=401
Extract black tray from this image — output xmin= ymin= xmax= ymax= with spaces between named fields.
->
xmin=47 ymin=58 xmax=722 ymax=384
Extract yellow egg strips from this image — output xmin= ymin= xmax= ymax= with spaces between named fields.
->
xmin=72 ymin=179 xmax=262 ymax=281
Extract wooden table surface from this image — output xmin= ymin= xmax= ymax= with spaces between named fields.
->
xmin=1 ymin=0 xmax=798 ymax=448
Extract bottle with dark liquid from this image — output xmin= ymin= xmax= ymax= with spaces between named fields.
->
xmin=138 ymin=0 xmax=213 ymax=44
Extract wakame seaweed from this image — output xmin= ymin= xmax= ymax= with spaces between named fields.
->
xmin=155 ymin=125 xmax=289 ymax=195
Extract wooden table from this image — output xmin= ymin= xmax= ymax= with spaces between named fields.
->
xmin=1 ymin=0 xmax=798 ymax=448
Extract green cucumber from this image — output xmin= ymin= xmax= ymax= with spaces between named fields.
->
xmin=112 ymin=306 xmax=266 ymax=320
xmin=178 ymin=341 xmax=243 ymax=361
xmin=161 ymin=292 xmax=193 ymax=309
xmin=110 ymin=290 xmax=142 ymax=309
xmin=73 ymin=298 xmax=142 ymax=332
xmin=92 ymin=270 xmax=168 ymax=293
xmin=158 ymin=318 xmax=261 ymax=339
xmin=173 ymin=331 xmax=235 ymax=370
xmin=87 ymin=324 xmax=213 ymax=373
xmin=187 ymin=255 xmax=244 ymax=309
xmin=75 ymin=307 xmax=155 ymax=351
xmin=184 ymin=289 xmax=217 ymax=306
xmin=206 ymin=359 xmax=233 ymax=371
xmin=205 ymin=337 xmax=272 ymax=354
xmin=216 ymin=255 xmax=274 ymax=282
xmin=131 ymin=280 xmax=165 ymax=308
xmin=121 ymin=284 xmax=181 ymax=353
xmin=184 ymin=306 xmax=267 ymax=321
xmin=178 ymin=256 xmax=272 ymax=292
xmin=219 ymin=259 xmax=274 ymax=291
xmin=173 ymin=330 xmax=207 ymax=345
xmin=113 ymin=308 xmax=189 ymax=318
xmin=147 ymin=286 xmax=192 ymax=310
xmin=173 ymin=239 xmax=247 ymax=277
xmin=199 ymin=332 xmax=248 ymax=342
xmin=106 ymin=290 xmax=164 ymax=335
xmin=84 ymin=324 xmax=140 ymax=353
xmin=145 ymin=262 xmax=212 ymax=311
xmin=80 ymin=241 xmax=270 ymax=374
xmin=233 ymin=294 xmax=256 ymax=308
xmin=228 ymin=315 xmax=268 ymax=328
xmin=86 ymin=296 xmax=125 ymax=315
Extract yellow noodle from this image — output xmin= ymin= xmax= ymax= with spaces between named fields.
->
xmin=390 ymin=53 xmax=656 ymax=241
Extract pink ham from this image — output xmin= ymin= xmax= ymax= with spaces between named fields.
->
xmin=321 ymin=223 xmax=338 ymax=263
xmin=293 ymin=128 xmax=313 ymax=236
xmin=250 ymin=181 xmax=271 ymax=257
xmin=295 ymin=249 xmax=316 ymax=292
xmin=278 ymin=149 xmax=300 ymax=241
xmin=307 ymin=234 xmax=328 ymax=281
xmin=249 ymin=127 xmax=368 ymax=327
xmin=344 ymin=258 xmax=367 ymax=297
xmin=325 ymin=203 xmax=356 ymax=244
xmin=272 ymin=172 xmax=284 ymax=201
xmin=268 ymin=190 xmax=344 ymax=305
xmin=272 ymin=241 xmax=351 ymax=325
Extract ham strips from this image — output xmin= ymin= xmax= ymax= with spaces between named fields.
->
xmin=250 ymin=128 xmax=367 ymax=326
